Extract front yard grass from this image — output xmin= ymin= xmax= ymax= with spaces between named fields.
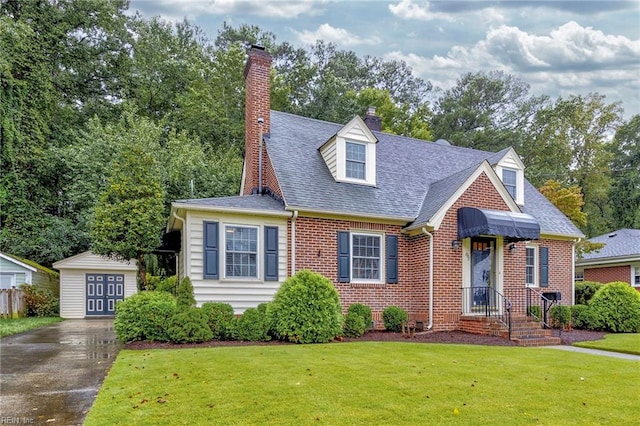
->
xmin=86 ymin=342 xmax=640 ymax=425
xmin=574 ymin=333 xmax=640 ymax=355
xmin=0 ymin=316 xmax=63 ymax=337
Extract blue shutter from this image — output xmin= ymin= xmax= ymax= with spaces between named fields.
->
xmin=264 ymin=226 xmax=278 ymax=281
xmin=540 ymin=246 xmax=549 ymax=287
xmin=338 ymin=231 xmax=350 ymax=283
xmin=203 ymin=222 xmax=219 ymax=279
xmin=386 ymin=235 xmax=398 ymax=284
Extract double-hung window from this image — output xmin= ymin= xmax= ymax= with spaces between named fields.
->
xmin=502 ymin=168 xmax=517 ymax=199
xmin=525 ymin=246 xmax=537 ymax=287
xmin=633 ymin=265 xmax=640 ymax=288
xmin=351 ymin=233 xmax=381 ymax=280
xmin=225 ymin=225 xmax=258 ymax=278
xmin=346 ymin=142 xmax=366 ymax=180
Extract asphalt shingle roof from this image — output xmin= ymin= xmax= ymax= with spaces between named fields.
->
xmin=266 ymin=110 xmax=583 ymax=237
xmin=579 ymin=229 xmax=640 ymax=261
xmin=174 ymin=194 xmax=285 ymax=213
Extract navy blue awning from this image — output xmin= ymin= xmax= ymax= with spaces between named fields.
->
xmin=457 ymin=207 xmax=540 ymax=241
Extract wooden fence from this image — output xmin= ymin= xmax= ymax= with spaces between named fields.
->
xmin=0 ymin=288 xmax=26 ymax=318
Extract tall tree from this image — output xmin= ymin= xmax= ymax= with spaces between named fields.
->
xmin=609 ymin=115 xmax=640 ymax=228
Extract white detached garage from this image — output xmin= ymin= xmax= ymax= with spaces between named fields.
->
xmin=53 ymin=251 xmax=137 ymax=318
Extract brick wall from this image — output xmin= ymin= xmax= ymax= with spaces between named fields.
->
xmin=584 ymin=265 xmax=631 ymax=285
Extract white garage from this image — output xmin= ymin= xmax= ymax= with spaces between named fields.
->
xmin=53 ymin=251 xmax=137 ymax=318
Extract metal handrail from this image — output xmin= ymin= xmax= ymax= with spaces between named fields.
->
xmin=526 ymin=287 xmax=555 ymax=330
xmin=462 ymin=286 xmax=512 ymax=340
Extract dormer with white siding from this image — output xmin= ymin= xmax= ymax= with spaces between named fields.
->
xmin=319 ymin=115 xmax=379 ymax=186
xmin=494 ymin=147 xmax=525 ymax=205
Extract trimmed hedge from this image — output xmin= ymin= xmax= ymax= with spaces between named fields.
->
xmin=234 ymin=307 xmax=270 ymax=341
xmin=347 ymin=303 xmax=372 ymax=329
xmin=201 ymin=302 xmax=236 ymax=340
xmin=114 ymin=291 xmax=176 ymax=342
xmin=575 ymin=281 xmax=603 ymax=305
xmin=343 ymin=311 xmax=366 ymax=337
xmin=550 ymin=305 xmax=571 ymax=329
xmin=167 ymin=307 xmax=213 ymax=343
xmin=382 ymin=306 xmax=408 ymax=332
xmin=267 ymin=270 xmax=342 ymax=344
xmin=589 ymin=282 xmax=640 ymax=332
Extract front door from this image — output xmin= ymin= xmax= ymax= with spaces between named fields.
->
xmin=86 ymin=274 xmax=124 ymax=316
xmin=469 ymin=238 xmax=497 ymax=312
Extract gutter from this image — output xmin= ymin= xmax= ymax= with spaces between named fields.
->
xmin=291 ymin=210 xmax=298 ymax=276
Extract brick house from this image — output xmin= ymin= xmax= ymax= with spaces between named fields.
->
xmin=575 ymin=229 xmax=640 ymax=291
xmin=166 ymin=46 xmax=584 ymax=337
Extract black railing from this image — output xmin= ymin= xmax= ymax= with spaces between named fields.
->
xmin=462 ymin=286 xmax=512 ymax=339
xmin=526 ymin=287 xmax=558 ymax=330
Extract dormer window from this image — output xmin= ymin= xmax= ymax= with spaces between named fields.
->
xmin=502 ymin=168 xmax=517 ymax=199
xmin=495 ymin=148 xmax=525 ymax=205
xmin=346 ymin=142 xmax=366 ymax=179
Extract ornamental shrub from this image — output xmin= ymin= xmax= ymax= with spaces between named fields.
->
xmin=343 ymin=311 xmax=366 ymax=337
xmin=550 ymin=305 xmax=571 ymax=329
xmin=20 ymin=285 xmax=59 ymax=317
xmin=571 ymin=304 xmax=602 ymax=330
xmin=176 ymin=276 xmax=196 ymax=310
xmin=166 ymin=307 xmax=213 ymax=343
xmin=201 ymin=302 xmax=236 ymax=340
xmin=588 ymin=282 xmax=640 ymax=332
xmin=382 ymin=306 xmax=408 ymax=332
xmin=267 ymin=270 xmax=342 ymax=344
xmin=147 ymin=274 xmax=178 ymax=295
xmin=234 ymin=308 xmax=270 ymax=341
xmin=114 ymin=291 xmax=176 ymax=342
xmin=347 ymin=303 xmax=372 ymax=329
xmin=575 ymin=281 xmax=603 ymax=305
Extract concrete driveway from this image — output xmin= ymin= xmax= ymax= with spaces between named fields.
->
xmin=0 ymin=319 xmax=121 ymax=425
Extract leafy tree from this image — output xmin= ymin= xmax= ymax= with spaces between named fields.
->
xmin=609 ymin=115 xmax=640 ymax=228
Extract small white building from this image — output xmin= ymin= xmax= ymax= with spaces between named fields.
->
xmin=53 ymin=251 xmax=137 ymax=318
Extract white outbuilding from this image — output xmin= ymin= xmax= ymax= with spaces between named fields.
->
xmin=53 ymin=251 xmax=137 ymax=318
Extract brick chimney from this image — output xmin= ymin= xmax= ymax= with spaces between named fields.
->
xmin=363 ymin=106 xmax=382 ymax=132
xmin=243 ymin=45 xmax=272 ymax=195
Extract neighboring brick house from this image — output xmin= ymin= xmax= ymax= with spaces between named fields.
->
xmin=575 ymin=229 xmax=640 ymax=291
xmin=166 ymin=46 xmax=584 ymax=336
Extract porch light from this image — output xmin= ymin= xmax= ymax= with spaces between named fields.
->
xmin=509 ymin=243 xmax=517 ymax=252
xmin=451 ymin=240 xmax=461 ymax=250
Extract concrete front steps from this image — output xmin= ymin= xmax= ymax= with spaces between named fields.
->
xmin=460 ymin=315 xmax=561 ymax=346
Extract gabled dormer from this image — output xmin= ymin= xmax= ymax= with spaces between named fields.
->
xmin=319 ymin=115 xmax=379 ymax=186
xmin=494 ymin=147 xmax=525 ymax=205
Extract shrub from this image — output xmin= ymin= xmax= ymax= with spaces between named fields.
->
xmin=114 ymin=291 xmax=176 ymax=342
xmin=347 ymin=303 xmax=372 ymax=329
xmin=382 ymin=306 xmax=408 ymax=332
xmin=575 ymin=281 xmax=603 ymax=305
xmin=176 ymin=276 xmax=196 ymax=310
xmin=166 ymin=307 xmax=213 ymax=343
xmin=571 ymin=304 xmax=602 ymax=330
xmin=267 ymin=270 xmax=342 ymax=344
xmin=147 ymin=274 xmax=178 ymax=295
xmin=527 ymin=305 xmax=541 ymax=319
xmin=234 ymin=308 xmax=270 ymax=341
xmin=20 ymin=285 xmax=59 ymax=317
xmin=550 ymin=305 xmax=571 ymax=329
xmin=343 ymin=311 xmax=366 ymax=337
xmin=589 ymin=282 xmax=640 ymax=332
xmin=201 ymin=302 xmax=236 ymax=340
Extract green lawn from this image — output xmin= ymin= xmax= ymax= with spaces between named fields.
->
xmin=86 ymin=342 xmax=640 ymax=425
xmin=574 ymin=333 xmax=640 ymax=355
xmin=0 ymin=316 xmax=62 ymax=337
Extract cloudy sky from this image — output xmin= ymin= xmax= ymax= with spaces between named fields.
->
xmin=130 ymin=0 xmax=640 ymax=119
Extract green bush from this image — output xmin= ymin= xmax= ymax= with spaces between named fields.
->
xmin=575 ymin=281 xmax=603 ymax=305
xmin=147 ymin=274 xmax=178 ymax=295
xmin=571 ymin=304 xmax=602 ymax=330
xmin=343 ymin=311 xmax=366 ymax=337
xmin=589 ymin=282 xmax=640 ymax=332
xmin=550 ymin=305 xmax=571 ymax=329
xmin=176 ymin=276 xmax=196 ymax=310
xmin=166 ymin=307 xmax=213 ymax=343
xmin=234 ymin=308 xmax=270 ymax=341
xmin=20 ymin=285 xmax=59 ymax=317
xmin=267 ymin=270 xmax=342 ymax=344
xmin=347 ymin=303 xmax=372 ymax=329
xmin=527 ymin=305 xmax=541 ymax=319
xmin=382 ymin=306 xmax=408 ymax=332
xmin=201 ymin=302 xmax=236 ymax=340
xmin=114 ymin=291 xmax=176 ymax=342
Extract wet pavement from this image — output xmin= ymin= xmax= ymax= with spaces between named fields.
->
xmin=0 ymin=319 xmax=121 ymax=425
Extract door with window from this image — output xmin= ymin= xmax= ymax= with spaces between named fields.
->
xmin=469 ymin=238 xmax=497 ymax=312
xmin=86 ymin=274 xmax=124 ymax=316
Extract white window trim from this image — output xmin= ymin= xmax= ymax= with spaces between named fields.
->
xmin=350 ymin=231 xmax=384 ymax=284
xmin=525 ymin=244 xmax=539 ymax=288
xmin=336 ymin=138 xmax=376 ymax=186
xmin=345 ymin=141 xmax=366 ymax=180
xmin=223 ymin=224 xmax=260 ymax=281
xmin=632 ymin=264 xmax=640 ymax=287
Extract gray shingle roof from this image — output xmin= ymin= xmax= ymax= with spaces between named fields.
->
xmin=578 ymin=229 xmax=640 ymax=261
xmin=174 ymin=194 xmax=285 ymax=213
xmin=267 ymin=110 xmax=583 ymax=237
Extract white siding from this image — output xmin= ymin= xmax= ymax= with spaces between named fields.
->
xmin=184 ymin=211 xmax=288 ymax=313
xmin=320 ymin=140 xmax=338 ymax=178
xmin=344 ymin=124 xmax=368 ymax=140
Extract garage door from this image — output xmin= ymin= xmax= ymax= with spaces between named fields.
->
xmin=86 ymin=274 xmax=124 ymax=316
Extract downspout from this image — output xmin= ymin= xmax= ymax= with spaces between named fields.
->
xmin=172 ymin=211 xmax=185 ymax=279
xmin=290 ymin=210 xmax=298 ymax=276
xmin=258 ymin=117 xmax=264 ymax=195
xmin=421 ymin=227 xmax=434 ymax=331
xmin=572 ymin=237 xmax=581 ymax=306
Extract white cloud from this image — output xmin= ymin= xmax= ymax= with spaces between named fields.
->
xmin=293 ymin=23 xmax=381 ymax=47
xmin=388 ymin=0 xmax=455 ymax=22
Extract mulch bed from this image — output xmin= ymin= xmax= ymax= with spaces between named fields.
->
xmin=125 ymin=329 xmax=607 ymax=350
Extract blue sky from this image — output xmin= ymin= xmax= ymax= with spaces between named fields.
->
xmin=130 ymin=0 xmax=640 ymax=119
